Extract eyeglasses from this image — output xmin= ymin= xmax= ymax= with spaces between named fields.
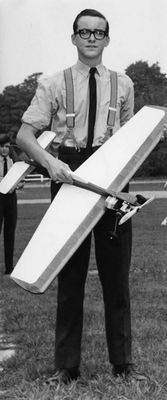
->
xmin=75 ymin=29 xmax=107 ymax=40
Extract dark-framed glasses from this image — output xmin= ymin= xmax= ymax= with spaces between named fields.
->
xmin=75 ymin=29 xmax=107 ymax=40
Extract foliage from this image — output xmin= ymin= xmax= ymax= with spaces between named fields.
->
xmin=0 ymin=72 xmax=42 ymax=137
xmin=135 ymin=138 xmax=167 ymax=177
xmin=125 ymin=61 xmax=167 ymax=113
xmin=125 ymin=61 xmax=167 ymax=177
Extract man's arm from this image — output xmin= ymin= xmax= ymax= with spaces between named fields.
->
xmin=16 ymin=123 xmax=72 ymax=183
xmin=120 ymin=76 xmax=134 ymax=127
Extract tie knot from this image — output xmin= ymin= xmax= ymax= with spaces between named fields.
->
xmin=89 ymin=67 xmax=97 ymax=76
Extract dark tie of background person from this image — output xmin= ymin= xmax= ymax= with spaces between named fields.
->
xmin=3 ymin=156 xmax=8 ymax=176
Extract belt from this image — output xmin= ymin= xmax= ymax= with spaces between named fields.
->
xmin=59 ymin=146 xmax=100 ymax=154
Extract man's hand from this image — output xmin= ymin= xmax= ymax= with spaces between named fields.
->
xmin=46 ymin=157 xmax=73 ymax=183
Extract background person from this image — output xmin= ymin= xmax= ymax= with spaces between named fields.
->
xmin=0 ymin=134 xmax=18 ymax=275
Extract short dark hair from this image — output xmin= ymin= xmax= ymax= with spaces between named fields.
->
xmin=73 ymin=9 xmax=109 ymax=36
xmin=0 ymin=133 xmax=10 ymax=145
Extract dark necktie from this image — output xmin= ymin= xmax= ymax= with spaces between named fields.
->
xmin=3 ymin=157 xmax=8 ymax=176
xmin=86 ymin=67 xmax=97 ymax=154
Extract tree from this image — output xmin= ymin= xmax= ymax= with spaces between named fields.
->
xmin=125 ymin=61 xmax=167 ymax=177
xmin=0 ymin=73 xmax=42 ymax=137
xmin=125 ymin=61 xmax=167 ymax=113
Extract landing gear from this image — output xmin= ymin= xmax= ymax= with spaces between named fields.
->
xmin=105 ymin=193 xmax=153 ymax=240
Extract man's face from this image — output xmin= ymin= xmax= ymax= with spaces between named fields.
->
xmin=71 ymin=16 xmax=110 ymax=63
xmin=0 ymin=142 xmax=10 ymax=157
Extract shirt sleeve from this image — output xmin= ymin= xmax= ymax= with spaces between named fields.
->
xmin=120 ymin=75 xmax=134 ymax=127
xmin=22 ymin=78 xmax=54 ymax=130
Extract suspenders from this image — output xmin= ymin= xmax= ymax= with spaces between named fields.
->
xmin=63 ymin=67 xmax=117 ymax=148
xmin=64 ymin=68 xmax=75 ymax=130
xmin=107 ymin=70 xmax=118 ymax=130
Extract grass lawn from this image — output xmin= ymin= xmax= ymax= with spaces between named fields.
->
xmin=0 ymin=194 xmax=167 ymax=399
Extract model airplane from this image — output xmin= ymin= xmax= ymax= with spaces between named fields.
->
xmin=8 ymin=105 xmax=167 ymax=293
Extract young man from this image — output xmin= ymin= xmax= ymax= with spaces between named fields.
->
xmin=17 ymin=9 xmax=136 ymax=382
xmin=0 ymin=134 xmax=18 ymax=274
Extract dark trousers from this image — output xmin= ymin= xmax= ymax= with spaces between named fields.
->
xmin=51 ymin=147 xmax=132 ymax=368
xmin=0 ymin=192 xmax=17 ymax=273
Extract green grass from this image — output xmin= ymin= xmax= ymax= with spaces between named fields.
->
xmin=0 ymin=194 xmax=167 ymax=399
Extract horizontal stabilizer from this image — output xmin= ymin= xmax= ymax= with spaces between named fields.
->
xmin=119 ymin=196 xmax=154 ymax=225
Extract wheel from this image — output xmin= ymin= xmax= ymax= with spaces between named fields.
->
xmin=136 ymin=194 xmax=147 ymax=205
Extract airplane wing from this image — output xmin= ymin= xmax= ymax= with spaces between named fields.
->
xmin=0 ymin=131 xmax=56 ymax=194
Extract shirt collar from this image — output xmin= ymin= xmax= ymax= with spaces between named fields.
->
xmin=74 ymin=60 xmax=105 ymax=77
xmin=0 ymin=154 xmax=9 ymax=161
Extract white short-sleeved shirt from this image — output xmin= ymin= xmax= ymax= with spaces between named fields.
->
xmin=22 ymin=60 xmax=134 ymax=149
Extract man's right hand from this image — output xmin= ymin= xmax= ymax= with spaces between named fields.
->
xmin=46 ymin=156 xmax=73 ymax=183
xmin=16 ymin=124 xmax=73 ymax=184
